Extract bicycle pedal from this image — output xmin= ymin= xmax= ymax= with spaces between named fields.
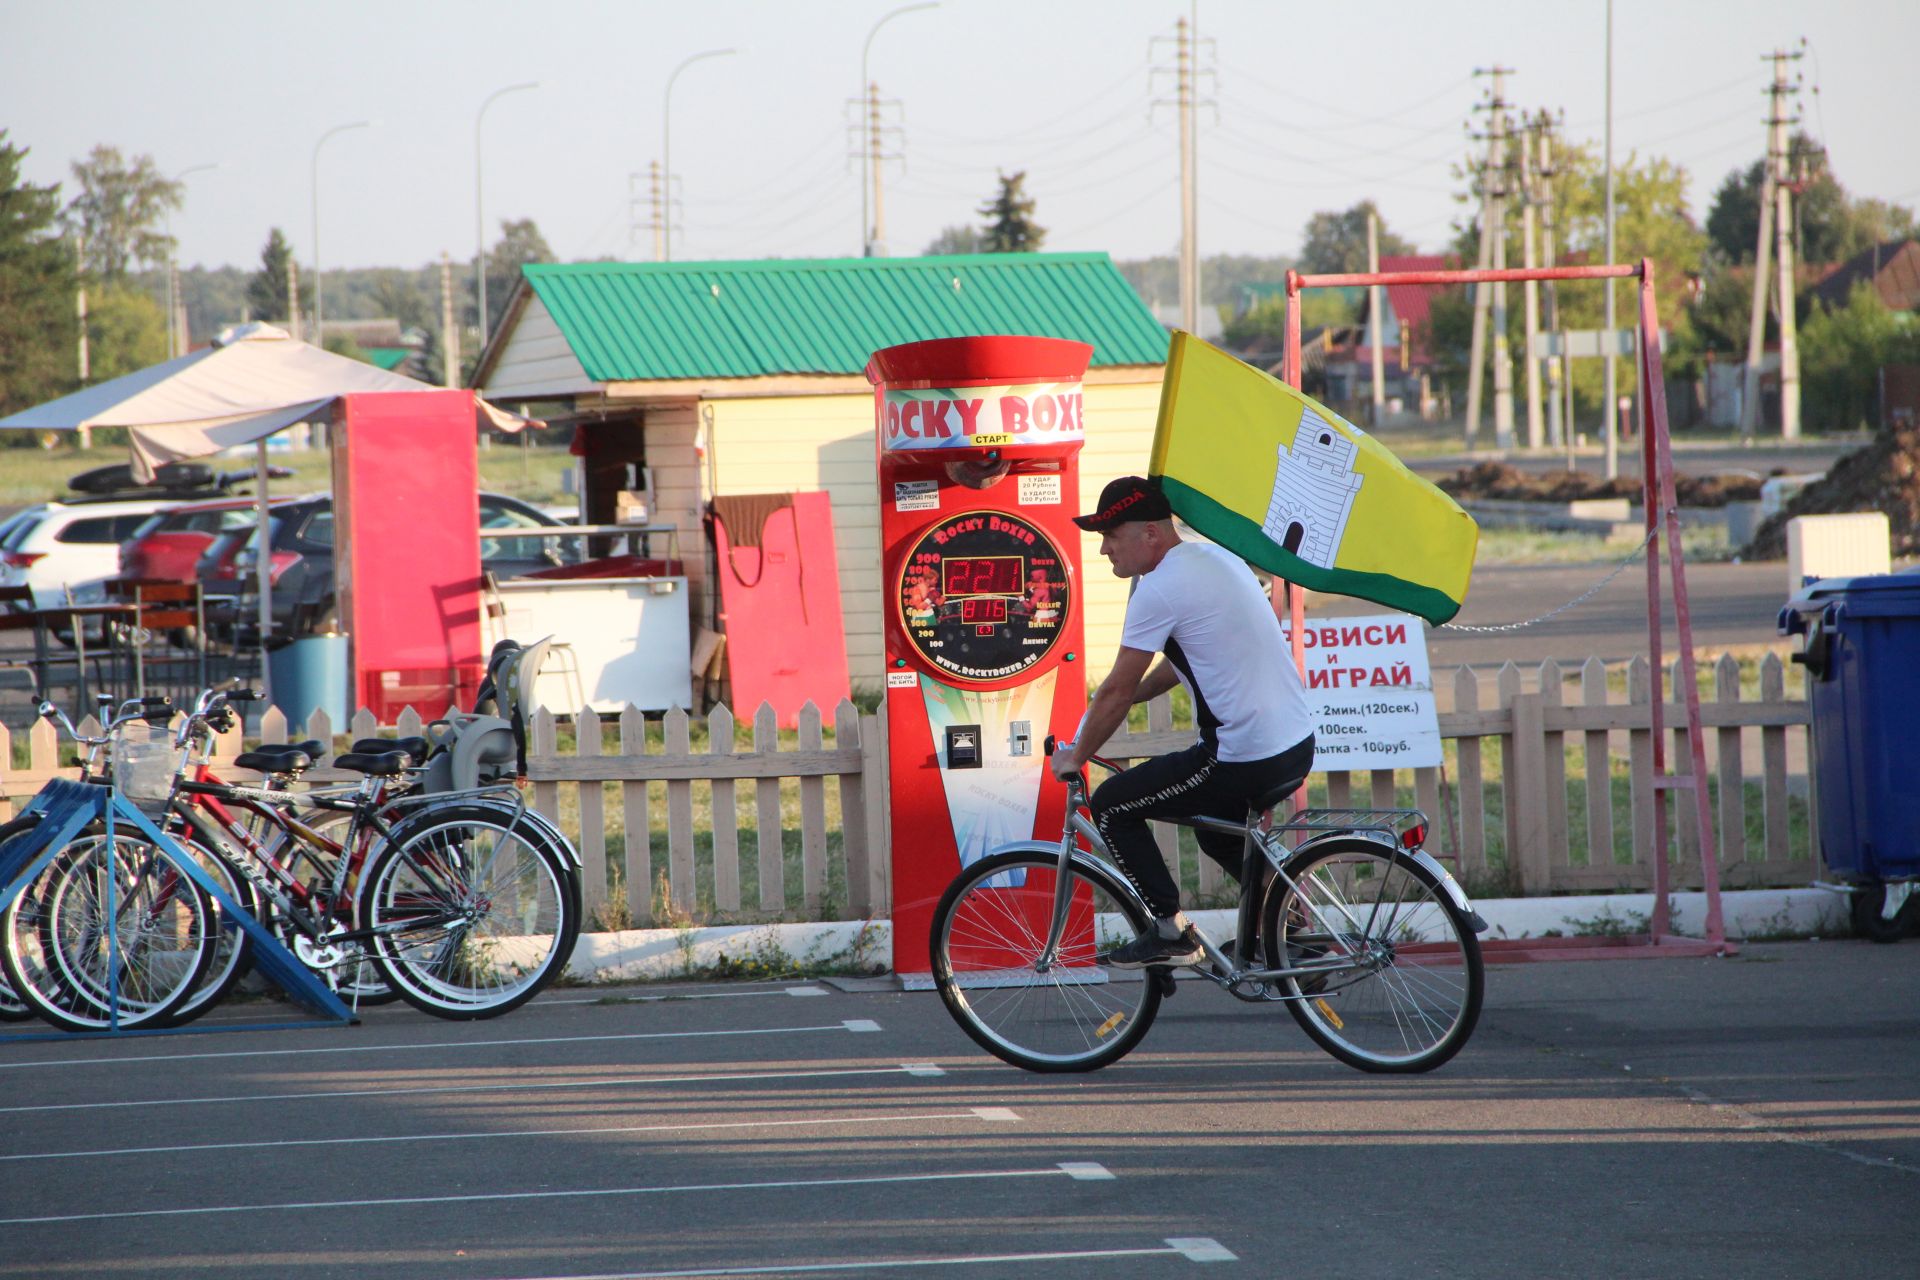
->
xmin=1150 ymin=968 xmax=1177 ymax=999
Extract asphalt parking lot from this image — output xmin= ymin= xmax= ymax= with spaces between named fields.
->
xmin=1 ymin=939 xmax=1915 ymax=1280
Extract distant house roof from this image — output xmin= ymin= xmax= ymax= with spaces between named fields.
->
xmin=1376 ymin=254 xmax=1457 ymax=352
xmin=1810 ymin=239 xmax=1920 ymax=312
xmin=363 ymin=346 xmax=412 ymax=372
xmin=483 ymin=253 xmax=1168 ymax=388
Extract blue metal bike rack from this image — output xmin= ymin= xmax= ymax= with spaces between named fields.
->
xmin=0 ymin=778 xmax=356 ymax=1038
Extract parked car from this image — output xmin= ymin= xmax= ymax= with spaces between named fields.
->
xmin=0 ymin=497 xmax=183 ymax=608
xmin=202 ymin=491 xmax=577 ymax=643
xmin=121 ymin=497 xmax=294 ymax=585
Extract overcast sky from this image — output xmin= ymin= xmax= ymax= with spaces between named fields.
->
xmin=4 ymin=0 xmax=1913 ymax=276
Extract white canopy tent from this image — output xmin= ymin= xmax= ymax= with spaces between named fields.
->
xmin=0 ymin=322 xmax=539 ymax=702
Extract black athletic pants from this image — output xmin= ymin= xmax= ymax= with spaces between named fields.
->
xmin=1088 ymin=734 xmax=1315 ymax=919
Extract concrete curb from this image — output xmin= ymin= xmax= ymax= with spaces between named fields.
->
xmin=560 ymin=887 xmax=1848 ymax=983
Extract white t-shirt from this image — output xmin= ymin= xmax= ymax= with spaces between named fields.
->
xmin=1119 ymin=539 xmax=1313 ymax=762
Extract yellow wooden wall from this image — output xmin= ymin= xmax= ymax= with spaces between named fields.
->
xmin=702 ymin=376 xmax=1162 ymax=691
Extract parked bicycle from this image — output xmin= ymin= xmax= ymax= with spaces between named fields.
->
xmin=0 ymin=683 xmax=584 ymax=1029
xmin=929 ymin=740 xmax=1487 ymax=1074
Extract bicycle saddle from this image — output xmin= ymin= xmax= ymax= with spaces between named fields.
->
xmin=334 ymin=750 xmax=411 ymax=777
xmin=1246 ymin=773 xmax=1309 ymax=815
xmin=351 ymin=736 xmax=430 ymax=765
xmin=234 ymin=740 xmax=324 ymax=774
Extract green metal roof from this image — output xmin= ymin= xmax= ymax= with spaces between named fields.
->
xmin=363 ymin=346 xmax=412 ymax=372
xmin=522 ymin=253 xmax=1168 ymax=382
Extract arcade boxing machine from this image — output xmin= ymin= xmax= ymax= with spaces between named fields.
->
xmin=866 ymin=336 xmax=1094 ymax=984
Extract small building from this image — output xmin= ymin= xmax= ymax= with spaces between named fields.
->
xmin=474 ymin=253 xmax=1169 ymax=693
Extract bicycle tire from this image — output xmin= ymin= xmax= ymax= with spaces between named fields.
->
xmin=930 ymin=848 xmax=1162 ymax=1073
xmin=1261 ymin=837 xmax=1483 ymax=1073
xmin=0 ymin=816 xmax=43 ymax=1021
xmin=359 ymin=804 xmax=579 ymax=1019
xmin=254 ymin=805 xmax=402 ymax=1006
xmin=2 ymin=826 xmax=216 ymax=1033
xmin=159 ymin=836 xmax=258 ymax=1025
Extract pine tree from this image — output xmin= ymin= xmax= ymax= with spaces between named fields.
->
xmin=0 ymin=130 xmax=79 ymax=417
xmin=979 ymin=171 xmax=1045 ymax=253
xmin=247 ymin=228 xmax=293 ymax=322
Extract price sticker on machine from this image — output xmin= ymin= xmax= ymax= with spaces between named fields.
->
xmin=1278 ymin=612 xmax=1441 ymax=769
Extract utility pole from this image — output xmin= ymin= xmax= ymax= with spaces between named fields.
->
xmin=1771 ymin=50 xmax=1803 ymax=440
xmin=629 ymin=165 xmax=666 ymax=261
xmin=440 ymin=252 xmax=459 ymax=389
xmin=74 ymin=235 xmax=89 ymax=386
xmin=1151 ymin=9 xmax=1212 ymax=335
xmin=1368 ymin=210 xmax=1385 ymax=425
xmin=1489 ymin=94 xmax=1514 ymax=450
xmin=1467 ymin=66 xmax=1515 ymax=449
xmin=287 ymin=258 xmax=301 ymax=342
xmin=870 ymin=83 xmax=888 ymax=256
xmin=1602 ymin=0 xmax=1618 ymax=479
xmin=1536 ymin=111 xmax=1565 ymax=455
xmin=1518 ymin=114 xmax=1544 ymax=450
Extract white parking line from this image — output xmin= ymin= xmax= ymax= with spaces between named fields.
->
xmin=541 ymin=986 xmax=831 ymax=1006
xmin=1 ymin=1106 xmax=1023 ymax=1163
xmin=0 ymin=1061 xmax=932 ymax=1117
xmin=0 ymin=1161 xmax=1114 ymax=1227
xmin=0 ymin=1019 xmax=877 ymax=1072
xmin=485 ymin=1236 xmax=1237 ymax=1277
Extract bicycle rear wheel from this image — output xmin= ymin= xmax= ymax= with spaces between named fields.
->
xmin=0 ymin=817 xmax=42 ymax=1021
xmin=930 ymin=849 xmax=1161 ymax=1073
xmin=360 ymin=805 xmax=579 ymax=1019
xmin=2 ymin=827 xmax=216 ymax=1033
xmin=1261 ymin=838 xmax=1483 ymax=1073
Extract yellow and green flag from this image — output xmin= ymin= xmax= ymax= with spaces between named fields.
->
xmin=1148 ymin=332 xmax=1478 ymax=625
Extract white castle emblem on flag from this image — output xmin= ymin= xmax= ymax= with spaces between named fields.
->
xmin=1262 ymin=406 xmax=1364 ymax=570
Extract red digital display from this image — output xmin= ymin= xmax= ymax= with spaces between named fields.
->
xmin=960 ymin=598 xmax=1008 ymax=624
xmin=942 ymin=556 xmax=1023 ymax=597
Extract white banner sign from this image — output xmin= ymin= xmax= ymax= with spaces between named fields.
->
xmin=1278 ymin=611 xmax=1441 ymax=769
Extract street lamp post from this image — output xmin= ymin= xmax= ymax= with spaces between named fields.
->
xmin=166 ymin=163 xmax=218 ymax=358
xmin=861 ymin=3 xmax=938 ymax=257
xmin=662 ymin=49 xmax=735 ymax=262
xmin=311 ymin=121 xmax=370 ymax=347
xmin=476 ymin=82 xmax=539 ymax=344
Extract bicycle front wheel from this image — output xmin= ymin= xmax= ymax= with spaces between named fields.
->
xmin=1262 ymin=838 xmax=1483 ymax=1073
xmin=2 ymin=827 xmax=215 ymax=1033
xmin=930 ymin=849 xmax=1161 ymax=1073
xmin=360 ymin=805 xmax=579 ymax=1019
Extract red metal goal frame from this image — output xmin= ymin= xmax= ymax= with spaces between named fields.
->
xmin=1280 ymin=259 xmax=1729 ymax=957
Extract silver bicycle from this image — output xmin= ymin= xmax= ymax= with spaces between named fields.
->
xmin=929 ymin=743 xmax=1488 ymax=1074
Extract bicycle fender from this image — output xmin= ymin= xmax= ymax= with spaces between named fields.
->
xmin=1406 ymin=848 xmax=1479 ymax=921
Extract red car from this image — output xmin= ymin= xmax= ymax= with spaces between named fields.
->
xmin=121 ymin=497 xmax=297 ymax=585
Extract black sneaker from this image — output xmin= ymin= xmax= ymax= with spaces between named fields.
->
xmin=1101 ymin=926 xmax=1204 ymax=969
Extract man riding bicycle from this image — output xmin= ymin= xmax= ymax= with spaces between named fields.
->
xmin=1051 ymin=476 xmax=1316 ymax=968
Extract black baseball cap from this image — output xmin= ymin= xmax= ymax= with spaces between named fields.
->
xmin=1072 ymin=475 xmax=1173 ymax=532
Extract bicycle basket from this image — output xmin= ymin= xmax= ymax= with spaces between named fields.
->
xmin=110 ymin=722 xmax=184 ymax=815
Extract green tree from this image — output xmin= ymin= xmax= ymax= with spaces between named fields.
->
xmin=923 ymin=224 xmax=981 ymax=255
xmin=1445 ymin=142 xmax=1707 ymax=418
xmin=1799 ymin=281 xmax=1920 ymax=432
xmin=481 ymin=217 xmax=553 ymax=334
xmin=979 ymin=171 xmax=1045 ymax=253
xmin=1705 ymin=138 xmax=1916 ymax=267
xmin=85 ymin=283 xmax=167 ymax=382
xmin=61 ymin=145 xmax=181 ymax=282
xmin=0 ymin=131 xmax=79 ymax=419
xmin=1297 ymin=201 xmax=1414 ymax=274
xmin=367 ymin=267 xmax=430 ymax=333
xmin=247 ymin=227 xmax=294 ymax=322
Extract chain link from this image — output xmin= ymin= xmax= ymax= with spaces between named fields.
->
xmin=1438 ymin=524 xmax=1662 ymax=633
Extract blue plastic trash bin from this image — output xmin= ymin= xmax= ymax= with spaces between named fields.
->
xmin=267 ymin=634 xmax=350 ymax=731
xmin=1780 ymin=569 xmax=1920 ymax=939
